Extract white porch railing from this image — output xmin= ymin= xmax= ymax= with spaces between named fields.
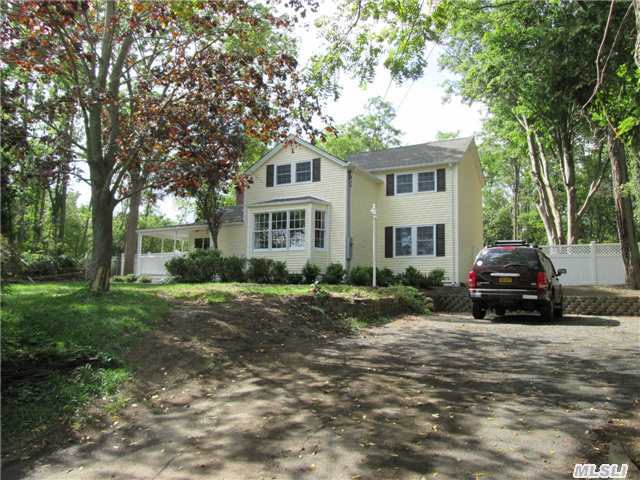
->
xmin=134 ymin=252 xmax=183 ymax=277
xmin=540 ymin=242 xmax=632 ymax=286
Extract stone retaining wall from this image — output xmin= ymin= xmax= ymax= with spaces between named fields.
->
xmin=429 ymin=294 xmax=639 ymax=316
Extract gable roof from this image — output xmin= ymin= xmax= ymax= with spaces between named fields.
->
xmin=245 ymin=136 xmax=347 ymax=175
xmin=250 ymin=195 xmax=330 ymax=207
xmin=347 ymin=137 xmax=474 ymax=172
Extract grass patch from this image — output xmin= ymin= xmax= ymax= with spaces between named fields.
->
xmin=1 ymin=282 xmax=170 ymax=457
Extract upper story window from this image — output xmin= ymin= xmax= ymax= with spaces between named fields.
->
xmin=396 ymin=174 xmax=414 ymax=194
xmin=295 ymin=161 xmax=311 ymax=183
xmin=276 ymin=164 xmax=291 ymax=185
xmin=418 ymin=171 xmax=435 ymax=192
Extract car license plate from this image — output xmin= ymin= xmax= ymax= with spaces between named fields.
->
xmin=498 ymin=277 xmax=512 ymax=284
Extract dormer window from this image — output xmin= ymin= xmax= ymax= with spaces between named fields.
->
xmin=276 ymin=164 xmax=291 ymax=185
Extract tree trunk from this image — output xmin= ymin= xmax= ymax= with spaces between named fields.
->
xmin=557 ymin=125 xmax=578 ymax=244
xmin=635 ymin=0 xmax=640 ymax=68
xmin=89 ymin=189 xmax=114 ymax=292
xmin=608 ymin=130 xmax=640 ymax=289
xmin=123 ymin=174 xmax=144 ymax=274
xmin=511 ymin=157 xmax=520 ymax=239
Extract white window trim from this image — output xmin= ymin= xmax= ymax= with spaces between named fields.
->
xmin=275 ymin=163 xmax=292 ymax=186
xmin=252 ymin=209 xmax=307 ymax=251
xmin=313 ymin=209 xmax=327 ymax=250
xmin=393 ymin=225 xmax=436 ymax=257
xmin=395 ymin=173 xmax=414 ymax=196
xmin=273 ymin=160 xmax=313 ymax=186
xmin=393 ymin=169 xmax=441 ymax=196
xmin=294 ymin=160 xmax=312 ymax=184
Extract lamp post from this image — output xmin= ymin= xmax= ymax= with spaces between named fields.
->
xmin=370 ymin=203 xmax=377 ymax=287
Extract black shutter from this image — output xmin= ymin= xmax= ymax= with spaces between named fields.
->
xmin=437 ymin=168 xmax=446 ymax=192
xmin=266 ymin=164 xmax=274 ymax=187
xmin=312 ymin=158 xmax=321 ymax=182
xmin=436 ymin=224 xmax=445 ymax=256
xmin=386 ymin=174 xmax=395 ymax=196
xmin=385 ymin=227 xmax=393 ymax=258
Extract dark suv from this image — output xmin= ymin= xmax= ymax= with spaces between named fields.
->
xmin=467 ymin=240 xmax=566 ymax=321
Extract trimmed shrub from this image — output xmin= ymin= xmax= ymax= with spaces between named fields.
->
xmin=270 ymin=261 xmax=289 ymax=283
xmin=348 ymin=265 xmax=372 ymax=286
xmin=246 ymin=258 xmax=273 ymax=283
xmin=165 ymin=249 xmax=222 ymax=282
xmin=400 ymin=266 xmax=429 ymax=288
xmin=137 ymin=275 xmax=152 ymax=283
xmin=426 ymin=269 xmax=445 ymax=287
xmin=125 ymin=274 xmax=138 ymax=283
xmin=22 ymin=253 xmax=57 ymax=277
xmin=54 ymin=255 xmax=79 ymax=273
xmin=219 ymin=256 xmax=246 ymax=282
xmin=301 ymin=261 xmax=321 ymax=284
xmin=112 ymin=275 xmax=126 ymax=283
xmin=324 ymin=263 xmax=345 ymax=284
xmin=389 ymin=285 xmax=430 ymax=314
xmin=287 ymin=273 xmax=304 ymax=284
xmin=377 ymin=267 xmax=395 ymax=287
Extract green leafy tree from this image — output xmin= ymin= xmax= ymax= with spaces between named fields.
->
xmin=320 ymin=97 xmax=402 ymax=159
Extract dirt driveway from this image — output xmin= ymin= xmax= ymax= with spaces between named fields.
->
xmin=6 ymin=307 xmax=639 ymax=480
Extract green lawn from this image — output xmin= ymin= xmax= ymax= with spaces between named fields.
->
xmin=1 ymin=281 xmax=385 ymax=458
xmin=1 ymin=282 xmax=171 ymax=457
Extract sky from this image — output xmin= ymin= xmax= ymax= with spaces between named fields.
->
xmin=73 ymin=10 xmax=486 ymax=222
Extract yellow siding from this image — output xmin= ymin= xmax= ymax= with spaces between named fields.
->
xmin=218 ymin=224 xmax=245 ymax=257
xmin=350 ymin=169 xmax=379 ymax=267
xmin=244 ymin=143 xmax=348 ymax=271
xmin=373 ymin=166 xmax=456 ymax=282
xmin=457 ymin=144 xmax=484 ymax=283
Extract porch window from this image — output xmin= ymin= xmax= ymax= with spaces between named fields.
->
xmin=295 ymin=161 xmax=312 ymax=183
xmin=194 ymin=237 xmax=210 ymax=249
xmin=254 ymin=213 xmax=270 ymax=249
xmin=289 ymin=209 xmax=306 ymax=249
xmin=271 ymin=211 xmax=288 ymax=249
xmin=276 ymin=164 xmax=291 ymax=185
xmin=314 ymin=210 xmax=326 ymax=249
xmin=395 ymin=227 xmax=412 ymax=256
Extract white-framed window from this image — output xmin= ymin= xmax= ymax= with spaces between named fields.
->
xmin=314 ymin=210 xmax=326 ymax=249
xmin=418 ymin=171 xmax=436 ymax=192
xmin=289 ymin=209 xmax=306 ymax=249
xmin=253 ymin=210 xmax=307 ymax=250
xmin=395 ymin=227 xmax=413 ymax=256
xmin=194 ymin=237 xmax=211 ymax=249
xmin=254 ymin=213 xmax=270 ymax=250
xmin=416 ymin=225 xmax=435 ymax=255
xmin=271 ymin=211 xmax=288 ymax=249
xmin=276 ymin=164 xmax=292 ymax=185
xmin=295 ymin=161 xmax=312 ymax=183
xmin=396 ymin=173 xmax=414 ymax=194
xmin=394 ymin=225 xmax=436 ymax=257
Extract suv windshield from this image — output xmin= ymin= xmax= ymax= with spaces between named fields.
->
xmin=476 ymin=247 xmax=540 ymax=269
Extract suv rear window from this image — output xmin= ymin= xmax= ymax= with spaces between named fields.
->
xmin=476 ymin=247 xmax=540 ymax=269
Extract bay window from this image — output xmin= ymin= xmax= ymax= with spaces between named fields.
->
xmin=253 ymin=210 xmax=306 ymax=250
xmin=314 ymin=210 xmax=326 ymax=249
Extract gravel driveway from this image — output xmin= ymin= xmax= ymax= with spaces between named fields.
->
xmin=6 ymin=312 xmax=639 ymax=480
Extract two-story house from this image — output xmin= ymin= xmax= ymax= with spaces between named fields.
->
xmin=133 ymin=136 xmax=483 ymax=284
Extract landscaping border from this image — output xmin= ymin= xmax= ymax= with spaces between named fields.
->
xmin=429 ymin=293 xmax=640 ymax=316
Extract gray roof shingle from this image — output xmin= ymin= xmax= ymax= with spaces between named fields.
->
xmin=220 ymin=205 xmax=243 ymax=223
xmin=347 ymin=137 xmax=473 ymax=172
xmin=250 ymin=195 xmax=329 ymax=206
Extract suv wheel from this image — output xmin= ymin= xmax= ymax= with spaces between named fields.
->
xmin=472 ymin=302 xmax=486 ymax=319
xmin=554 ymin=304 xmax=563 ymax=320
xmin=540 ymin=301 xmax=555 ymax=322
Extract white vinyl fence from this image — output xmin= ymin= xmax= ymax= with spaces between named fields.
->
xmin=541 ymin=242 xmax=630 ymax=286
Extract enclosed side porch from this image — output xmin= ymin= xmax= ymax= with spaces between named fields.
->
xmin=127 ymin=223 xmax=214 ymax=277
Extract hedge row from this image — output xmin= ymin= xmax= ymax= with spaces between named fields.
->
xmin=163 ymin=250 xmax=445 ymax=288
